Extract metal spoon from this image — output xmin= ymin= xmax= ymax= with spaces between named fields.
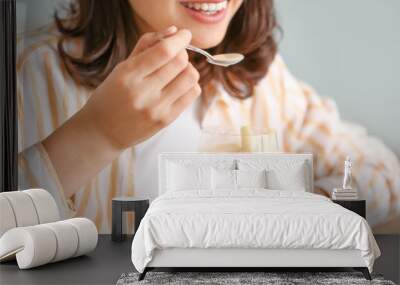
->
xmin=186 ymin=45 xmax=244 ymax=67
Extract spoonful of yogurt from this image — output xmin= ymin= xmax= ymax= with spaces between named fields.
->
xmin=186 ymin=45 xmax=244 ymax=67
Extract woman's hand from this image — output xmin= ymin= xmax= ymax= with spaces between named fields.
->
xmin=83 ymin=26 xmax=201 ymax=150
xmin=43 ymin=27 xmax=201 ymax=196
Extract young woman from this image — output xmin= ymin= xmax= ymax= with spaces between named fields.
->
xmin=18 ymin=0 xmax=399 ymax=233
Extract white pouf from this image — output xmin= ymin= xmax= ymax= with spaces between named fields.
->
xmin=1 ymin=191 xmax=39 ymax=227
xmin=0 ymin=196 xmax=17 ymax=237
xmin=24 ymin=189 xmax=60 ymax=223
xmin=0 ymin=189 xmax=60 ymax=235
xmin=42 ymin=221 xmax=79 ymax=262
xmin=64 ymin=218 xmax=98 ymax=257
xmin=0 ymin=190 xmax=98 ymax=269
xmin=0 ymin=218 xmax=98 ymax=269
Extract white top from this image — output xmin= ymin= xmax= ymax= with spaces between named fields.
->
xmin=133 ymin=98 xmax=202 ymax=200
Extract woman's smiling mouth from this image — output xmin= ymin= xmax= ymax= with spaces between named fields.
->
xmin=180 ymin=0 xmax=228 ymax=24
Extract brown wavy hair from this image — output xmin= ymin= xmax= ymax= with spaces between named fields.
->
xmin=55 ymin=0 xmax=278 ymax=99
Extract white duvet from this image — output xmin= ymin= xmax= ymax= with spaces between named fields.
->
xmin=131 ymin=190 xmax=380 ymax=273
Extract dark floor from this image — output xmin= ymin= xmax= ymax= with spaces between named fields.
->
xmin=0 ymin=236 xmax=134 ymax=285
xmin=0 ymin=235 xmax=399 ymax=285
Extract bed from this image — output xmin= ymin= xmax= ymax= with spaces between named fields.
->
xmin=131 ymin=153 xmax=380 ymax=281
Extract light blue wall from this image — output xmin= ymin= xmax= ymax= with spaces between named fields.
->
xmin=275 ymin=0 xmax=400 ymax=156
xmin=17 ymin=0 xmax=400 ymax=156
xmin=16 ymin=0 xmax=62 ymax=34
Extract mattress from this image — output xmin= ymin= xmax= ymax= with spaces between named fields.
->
xmin=131 ymin=190 xmax=380 ymax=273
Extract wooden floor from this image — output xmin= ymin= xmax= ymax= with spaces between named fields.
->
xmin=0 ymin=235 xmax=398 ymax=285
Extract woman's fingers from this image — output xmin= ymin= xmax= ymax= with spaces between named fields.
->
xmin=145 ymin=63 xmax=200 ymax=121
xmin=128 ymin=60 xmax=194 ymax=109
xmin=159 ymin=64 xmax=200 ymax=107
xmin=130 ymin=26 xmax=178 ymax=57
xmin=157 ymin=84 xmax=202 ymax=127
xmin=144 ymin=50 xmax=190 ymax=93
xmin=131 ymin=29 xmax=192 ymax=78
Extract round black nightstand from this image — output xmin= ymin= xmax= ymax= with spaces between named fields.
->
xmin=332 ymin=199 xmax=366 ymax=218
xmin=111 ymin=197 xmax=149 ymax=242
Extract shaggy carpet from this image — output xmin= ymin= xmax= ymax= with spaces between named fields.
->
xmin=116 ymin=271 xmax=396 ymax=285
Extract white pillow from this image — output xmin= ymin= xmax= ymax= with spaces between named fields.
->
xmin=212 ymin=169 xmax=268 ymax=190
xmin=237 ymin=159 xmax=308 ymax=191
xmin=167 ymin=163 xmax=212 ymax=191
xmin=236 ymin=169 xmax=268 ymax=189
xmin=212 ymin=169 xmax=236 ymax=190
xmin=267 ymin=162 xmax=307 ymax=191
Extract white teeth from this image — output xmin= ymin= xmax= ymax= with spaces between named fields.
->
xmin=182 ymin=1 xmax=227 ymax=13
xmin=209 ymin=3 xmax=217 ymax=11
